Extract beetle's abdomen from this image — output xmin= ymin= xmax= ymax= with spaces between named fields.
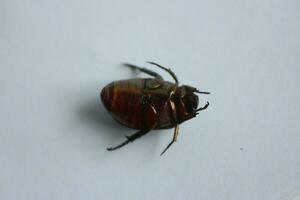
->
xmin=101 ymin=79 xmax=146 ymax=129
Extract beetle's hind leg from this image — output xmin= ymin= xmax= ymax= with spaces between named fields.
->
xmin=147 ymin=61 xmax=179 ymax=85
xmin=124 ymin=63 xmax=164 ymax=89
xmin=107 ymin=96 xmax=158 ymax=152
xmin=106 ymin=129 xmax=151 ymax=151
xmin=123 ymin=63 xmax=163 ymax=80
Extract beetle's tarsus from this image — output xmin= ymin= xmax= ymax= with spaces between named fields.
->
xmin=160 ymin=140 xmax=175 ymax=156
xmin=106 ymin=129 xmax=151 ymax=151
xmin=160 ymin=124 xmax=179 ymax=156
xmin=123 ymin=63 xmax=163 ymax=80
xmin=106 ymin=139 xmax=131 ymax=151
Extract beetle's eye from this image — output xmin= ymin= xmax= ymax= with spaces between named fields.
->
xmin=182 ymin=95 xmax=198 ymax=113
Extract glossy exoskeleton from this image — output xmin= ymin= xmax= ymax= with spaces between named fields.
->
xmin=101 ymin=62 xmax=210 ymax=155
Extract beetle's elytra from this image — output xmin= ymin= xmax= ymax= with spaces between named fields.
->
xmin=101 ymin=62 xmax=210 ymax=155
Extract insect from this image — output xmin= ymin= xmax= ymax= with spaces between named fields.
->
xmin=101 ymin=62 xmax=210 ymax=155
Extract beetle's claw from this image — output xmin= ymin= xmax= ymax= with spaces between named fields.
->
xmin=106 ymin=146 xmax=114 ymax=151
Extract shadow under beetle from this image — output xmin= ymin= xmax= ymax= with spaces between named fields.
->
xmin=101 ymin=62 xmax=210 ymax=155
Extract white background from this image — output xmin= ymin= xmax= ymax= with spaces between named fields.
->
xmin=0 ymin=0 xmax=300 ymax=199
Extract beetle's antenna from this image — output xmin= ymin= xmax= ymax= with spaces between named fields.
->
xmin=195 ymin=89 xmax=210 ymax=94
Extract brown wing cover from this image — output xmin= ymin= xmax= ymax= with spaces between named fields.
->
xmin=101 ymin=78 xmax=176 ymax=130
xmin=101 ymin=79 xmax=145 ymax=129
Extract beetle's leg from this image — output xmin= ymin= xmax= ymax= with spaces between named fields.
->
xmin=181 ymin=102 xmax=210 ymax=120
xmin=147 ymin=61 xmax=179 ymax=86
xmin=147 ymin=61 xmax=178 ymax=102
xmin=106 ymin=129 xmax=151 ymax=151
xmin=124 ymin=63 xmax=164 ymax=89
xmin=106 ymin=95 xmax=158 ymax=151
xmin=160 ymin=124 xmax=179 ymax=156
xmin=195 ymin=101 xmax=209 ymax=115
xmin=159 ymin=99 xmax=179 ymax=156
xmin=123 ymin=63 xmax=163 ymax=80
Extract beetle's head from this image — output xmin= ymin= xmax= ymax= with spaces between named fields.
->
xmin=180 ymin=89 xmax=199 ymax=114
xmin=175 ymin=85 xmax=210 ymax=123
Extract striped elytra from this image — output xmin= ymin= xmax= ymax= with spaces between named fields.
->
xmin=101 ymin=79 xmax=145 ymax=129
xmin=101 ymin=78 xmax=175 ymax=130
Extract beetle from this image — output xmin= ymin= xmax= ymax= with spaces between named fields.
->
xmin=101 ymin=62 xmax=210 ymax=155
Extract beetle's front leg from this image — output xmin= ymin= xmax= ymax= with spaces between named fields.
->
xmin=195 ymin=101 xmax=209 ymax=115
xmin=183 ymin=102 xmax=210 ymax=120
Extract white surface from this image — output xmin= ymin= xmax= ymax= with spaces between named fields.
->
xmin=0 ymin=0 xmax=300 ymax=199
